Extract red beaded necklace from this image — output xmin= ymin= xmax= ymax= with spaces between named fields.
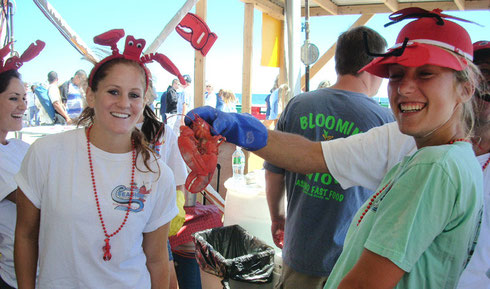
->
xmin=357 ymin=138 xmax=482 ymax=226
xmin=86 ymin=125 xmax=136 ymax=261
xmin=483 ymin=155 xmax=490 ymax=172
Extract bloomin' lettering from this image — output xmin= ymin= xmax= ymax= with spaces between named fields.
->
xmin=299 ymin=113 xmax=362 ymax=137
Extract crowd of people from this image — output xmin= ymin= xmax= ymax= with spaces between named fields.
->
xmin=0 ymin=6 xmax=488 ymax=289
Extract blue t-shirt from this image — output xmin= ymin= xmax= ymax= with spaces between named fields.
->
xmin=264 ymin=88 xmax=394 ymax=276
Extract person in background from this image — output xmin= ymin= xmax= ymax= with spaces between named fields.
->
xmin=218 ymin=89 xmax=238 ymax=113
xmin=165 ymin=79 xmax=180 ymax=115
xmin=181 ymin=74 xmax=193 ymax=115
xmin=204 ymin=81 xmax=217 ymax=108
xmin=276 ymin=83 xmax=289 ymax=120
xmin=263 ymin=77 xmax=279 ymax=129
xmin=46 ymin=71 xmax=71 ymax=125
xmin=14 ymin=31 xmax=178 ymax=289
xmin=165 ymin=79 xmax=181 ymax=135
xmin=0 ymin=40 xmax=44 ymax=289
xmin=139 ymin=81 xmax=187 ymax=288
xmin=317 ymin=80 xmax=331 ymax=89
xmin=59 ymin=69 xmax=87 ymax=121
xmin=264 ymin=26 xmax=391 ymax=289
xmin=25 ymin=83 xmax=39 ymax=126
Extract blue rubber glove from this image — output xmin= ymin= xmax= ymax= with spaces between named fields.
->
xmin=185 ymin=106 xmax=268 ymax=151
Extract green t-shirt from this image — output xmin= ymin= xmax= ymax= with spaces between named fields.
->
xmin=325 ymin=142 xmax=483 ymax=289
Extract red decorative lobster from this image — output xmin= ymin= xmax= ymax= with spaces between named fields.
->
xmin=0 ymin=40 xmax=45 ymax=73
xmin=176 ymin=13 xmax=217 ymax=57
xmin=178 ymin=115 xmax=226 ymax=193
xmin=90 ymin=29 xmax=185 ymax=85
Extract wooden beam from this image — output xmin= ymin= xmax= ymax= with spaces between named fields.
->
xmin=308 ymin=1 xmax=488 ymax=16
xmin=453 ymin=0 xmax=465 ymax=10
xmin=242 ymin=3 xmax=253 ymax=115
xmin=300 ymin=13 xmax=374 ymax=90
xmin=242 ymin=3 xmax=254 ymax=173
xmin=194 ymin=0 xmax=206 ymax=108
xmin=240 ymin=0 xmax=284 ymax=20
xmin=383 ymin=0 xmax=399 ymax=12
xmin=311 ymin=0 xmax=338 ymax=15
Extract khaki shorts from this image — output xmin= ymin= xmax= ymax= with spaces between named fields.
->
xmin=275 ymin=262 xmax=328 ymax=289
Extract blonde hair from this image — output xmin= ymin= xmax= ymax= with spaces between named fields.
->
xmin=221 ymin=89 xmax=237 ymax=104
xmin=277 ymin=83 xmax=290 ymax=116
xmin=453 ymin=60 xmax=484 ymax=139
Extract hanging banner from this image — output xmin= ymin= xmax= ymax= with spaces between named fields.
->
xmin=261 ymin=13 xmax=283 ymax=67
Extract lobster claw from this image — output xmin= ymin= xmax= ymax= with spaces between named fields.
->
xmin=141 ymin=53 xmax=185 ymax=85
xmin=176 ymin=13 xmax=217 ymax=56
xmin=2 ymin=40 xmax=45 ymax=72
xmin=185 ymin=171 xmax=213 ymax=194
xmin=19 ymin=40 xmax=46 ymax=63
xmin=94 ymin=29 xmax=125 ymax=53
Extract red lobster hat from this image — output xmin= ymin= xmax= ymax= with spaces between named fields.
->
xmin=360 ymin=8 xmax=474 ymax=78
xmin=0 ymin=40 xmax=45 ymax=73
xmin=88 ymin=29 xmax=185 ymax=92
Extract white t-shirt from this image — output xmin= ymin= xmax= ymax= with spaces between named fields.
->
xmin=458 ymin=152 xmax=490 ymax=289
xmin=321 ymin=121 xmax=490 ymax=288
xmin=15 ymin=129 xmax=178 ymax=289
xmin=47 ymin=82 xmax=62 ymax=104
xmin=136 ymin=122 xmax=187 ymax=186
xmin=322 ymin=122 xmax=416 ymax=191
xmin=204 ymin=91 xmax=216 ymax=108
xmin=26 ymin=91 xmax=36 ymax=108
xmin=0 ymin=138 xmax=29 ymax=287
xmin=153 ymin=124 xmax=187 ymax=186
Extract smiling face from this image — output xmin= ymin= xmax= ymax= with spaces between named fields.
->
xmin=0 ymin=77 xmax=26 ymax=143
xmin=388 ymin=64 xmax=470 ymax=147
xmin=86 ymin=62 xmax=145 ymax=140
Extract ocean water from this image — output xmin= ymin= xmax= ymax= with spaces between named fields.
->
xmin=156 ymin=92 xmax=269 ymax=106
xmin=157 ymin=92 xmax=389 ymax=107
xmin=235 ymin=93 xmax=268 ymax=106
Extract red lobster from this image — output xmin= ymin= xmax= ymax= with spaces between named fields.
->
xmin=178 ymin=114 xmax=226 ymax=193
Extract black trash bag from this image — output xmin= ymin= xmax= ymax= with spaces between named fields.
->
xmin=193 ymin=224 xmax=275 ymax=289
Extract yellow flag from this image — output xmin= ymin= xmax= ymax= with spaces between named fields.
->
xmin=261 ymin=14 xmax=283 ymax=67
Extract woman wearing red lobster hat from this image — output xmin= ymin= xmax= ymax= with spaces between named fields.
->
xmin=186 ymin=7 xmax=486 ymax=289
xmin=0 ymin=40 xmax=44 ymax=289
xmin=324 ymin=8 xmax=484 ymax=289
xmin=14 ymin=29 xmax=185 ymax=289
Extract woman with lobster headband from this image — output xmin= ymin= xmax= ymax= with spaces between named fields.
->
xmin=0 ymin=40 xmax=44 ymax=289
xmin=186 ymin=8 xmax=485 ymax=289
xmin=14 ymin=29 xmax=185 ymax=289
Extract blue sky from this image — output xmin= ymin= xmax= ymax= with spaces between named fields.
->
xmin=11 ymin=1 xmax=490 ymax=97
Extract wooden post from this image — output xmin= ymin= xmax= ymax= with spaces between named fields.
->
xmin=242 ymin=3 xmax=254 ymax=173
xmin=194 ymin=0 xmax=207 ymax=108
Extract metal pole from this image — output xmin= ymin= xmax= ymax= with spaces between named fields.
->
xmin=8 ymin=1 xmax=13 ymax=53
xmin=304 ymin=0 xmax=310 ymax=92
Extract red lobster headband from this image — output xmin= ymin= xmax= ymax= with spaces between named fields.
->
xmin=0 ymin=40 xmax=45 ymax=73
xmin=88 ymin=29 xmax=186 ymax=92
xmin=360 ymin=8 xmax=474 ymax=77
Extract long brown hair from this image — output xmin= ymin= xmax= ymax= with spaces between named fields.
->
xmin=78 ymin=58 xmax=156 ymax=173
